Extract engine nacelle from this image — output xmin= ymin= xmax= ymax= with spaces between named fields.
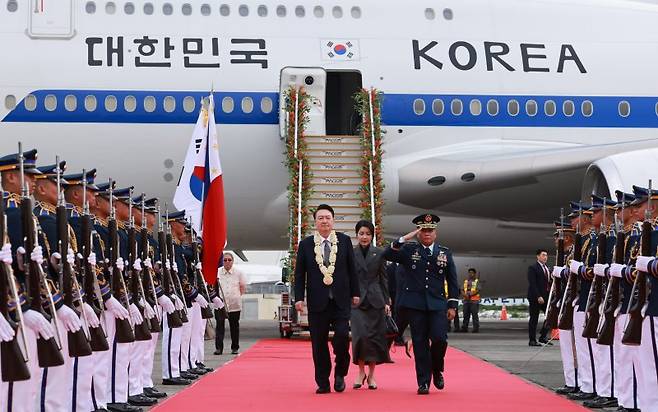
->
xmin=582 ymin=148 xmax=658 ymax=200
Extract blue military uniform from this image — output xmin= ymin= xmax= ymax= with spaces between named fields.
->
xmin=383 ymin=214 xmax=459 ymax=394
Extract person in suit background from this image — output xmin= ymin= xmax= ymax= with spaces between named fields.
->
xmin=527 ymin=248 xmax=551 ymax=346
xmin=350 ymin=220 xmax=392 ymax=390
xmin=294 ymin=204 xmax=360 ymax=394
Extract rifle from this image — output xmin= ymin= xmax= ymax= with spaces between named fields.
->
xmin=190 ymin=219 xmax=213 ymax=320
xmin=55 ymin=158 xmax=92 ymax=357
xmin=107 ymin=181 xmax=135 ymax=343
xmin=127 ymin=190 xmax=151 ymax=341
xmin=0 ymin=173 xmax=30 ymax=381
xmin=19 ymin=144 xmax=64 ymax=367
xmin=139 ymin=195 xmax=160 ymax=333
xmin=157 ymin=205 xmax=183 ymax=328
xmin=165 ymin=209 xmax=189 ymax=323
xmin=582 ymin=199 xmax=608 ymax=338
xmin=558 ymin=208 xmax=583 ymax=330
xmin=544 ymin=209 xmax=565 ymax=330
xmin=80 ymin=169 xmax=109 ymax=351
xmin=622 ymin=181 xmax=652 ymax=345
xmin=597 ymin=211 xmax=625 ymax=345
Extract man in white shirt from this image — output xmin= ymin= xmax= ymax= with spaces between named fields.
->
xmin=214 ymin=252 xmax=246 ymax=355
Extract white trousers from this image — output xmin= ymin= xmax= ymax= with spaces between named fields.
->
xmin=141 ymin=331 xmax=158 ymax=389
xmin=196 ymin=318 xmax=207 ymax=365
xmin=573 ymin=311 xmax=597 ymax=394
xmin=38 ymin=316 xmax=72 ymax=412
xmin=161 ymin=314 xmax=182 ymax=379
xmin=592 ymin=341 xmax=613 ymax=397
xmin=189 ymin=304 xmax=203 ymax=368
xmin=615 ymin=314 xmax=640 ymax=409
xmin=128 ymin=339 xmax=149 ymax=396
xmin=91 ymin=336 xmax=111 ymax=409
xmin=7 ymin=325 xmax=39 ymax=411
xmin=104 ymin=311 xmax=133 ymax=405
xmin=180 ymin=315 xmax=192 ymax=372
xmin=637 ymin=316 xmax=658 ymax=412
xmin=558 ymin=328 xmax=578 ymax=388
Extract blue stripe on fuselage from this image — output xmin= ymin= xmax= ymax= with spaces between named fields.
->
xmin=5 ymin=89 xmax=658 ymax=128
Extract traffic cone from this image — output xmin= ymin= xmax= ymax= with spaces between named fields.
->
xmin=500 ymin=305 xmax=508 ymax=320
xmin=551 ymin=328 xmax=560 ymax=340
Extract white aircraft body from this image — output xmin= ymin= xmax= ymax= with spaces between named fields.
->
xmin=2 ymin=0 xmax=658 ymax=296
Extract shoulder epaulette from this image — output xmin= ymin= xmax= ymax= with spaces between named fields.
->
xmin=34 ymin=200 xmax=56 ymax=216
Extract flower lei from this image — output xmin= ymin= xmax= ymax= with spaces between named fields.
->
xmin=313 ymin=231 xmax=338 ymax=285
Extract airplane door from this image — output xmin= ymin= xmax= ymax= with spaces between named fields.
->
xmin=28 ymin=0 xmax=75 ymax=39
xmin=279 ymin=67 xmax=327 ymax=137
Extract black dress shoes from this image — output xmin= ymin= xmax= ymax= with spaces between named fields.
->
xmin=432 ymin=371 xmax=445 ymax=390
xmin=538 ymin=339 xmax=553 ymax=346
xmin=554 ymin=385 xmax=579 ymax=395
xmin=188 ymin=367 xmax=207 ymax=375
xmin=617 ymin=408 xmax=640 ymax=412
xmin=107 ymin=403 xmax=142 ymax=412
xmin=143 ymin=387 xmax=167 ymax=399
xmin=196 ymin=362 xmax=214 ymax=372
xmin=213 ymin=350 xmax=223 ymax=355
xmin=568 ymin=391 xmax=596 ymax=400
xmin=334 ymin=375 xmax=346 ymax=392
xmin=180 ymin=371 xmax=198 ymax=380
xmin=529 ymin=341 xmax=542 ymax=347
xmin=128 ymin=394 xmax=157 ymax=406
xmin=162 ymin=377 xmax=192 ymax=385
xmin=231 ymin=349 xmax=239 ymax=355
xmin=316 ymin=386 xmax=331 ymax=394
xmin=584 ymin=396 xmax=618 ymax=408
xmin=417 ymin=384 xmax=430 ymax=395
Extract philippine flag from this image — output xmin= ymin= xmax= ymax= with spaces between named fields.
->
xmin=174 ymin=95 xmax=227 ymax=283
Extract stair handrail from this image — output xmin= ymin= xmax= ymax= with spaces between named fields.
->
xmin=367 ymin=90 xmax=377 ymax=245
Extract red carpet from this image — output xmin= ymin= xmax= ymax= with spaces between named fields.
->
xmin=153 ymin=339 xmax=587 ymax=412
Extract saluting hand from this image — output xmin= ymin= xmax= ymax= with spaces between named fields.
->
xmin=401 ymin=228 xmax=421 ymax=242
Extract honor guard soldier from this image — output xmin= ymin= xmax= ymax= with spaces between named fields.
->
xmin=582 ymin=195 xmax=618 ymax=409
xmin=608 ymin=190 xmax=641 ymax=412
xmin=566 ymin=202 xmax=600 ymax=402
xmin=552 ymin=219 xmax=578 ymax=395
xmin=33 ymin=160 xmax=91 ymax=412
xmin=0 ymin=148 xmax=58 ymax=412
xmin=625 ymin=185 xmax=658 ymax=411
xmin=384 ymin=214 xmax=459 ymax=395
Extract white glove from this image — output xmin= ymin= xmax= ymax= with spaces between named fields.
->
xmin=569 ymin=260 xmax=583 ymax=275
xmin=31 ymin=246 xmax=44 ymax=265
xmin=129 ymin=303 xmax=143 ymax=325
xmin=551 ymin=266 xmax=563 ymax=278
xmin=636 ymin=256 xmax=654 ymax=273
xmin=194 ymin=294 xmax=209 ymax=308
xmin=157 ymin=295 xmax=175 ymax=314
xmin=212 ymin=296 xmax=225 ymax=310
xmin=165 ymin=259 xmax=171 ymax=271
xmin=57 ymin=304 xmax=82 ymax=332
xmin=16 ymin=246 xmax=25 ymax=256
xmin=115 ymin=258 xmax=124 ymax=272
xmin=66 ymin=248 xmax=75 ymax=265
xmin=88 ymin=252 xmax=97 ymax=267
xmin=0 ymin=243 xmax=12 ymax=265
xmin=195 ymin=262 xmax=202 ymax=270
xmin=23 ymin=309 xmax=55 ymax=340
xmin=142 ymin=301 xmax=156 ymax=320
xmin=610 ymin=263 xmax=625 ymax=278
xmin=144 ymin=258 xmax=153 ymax=269
xmin=133 ymin=258 xmax=142 ymax=271
xmin=593 ymin=263 xmax=609 ymax=277
xmin=0 ymin=314 xmax=15 ymax=342
xmin=172 ymin=295 xmax=184 ymax=310
xmin=82 ymin=302 xmax=100 ymax=328
xmin=172 ymin=262 xmax=178 ymax=273
xmin=106 ymin=296 xmax=129 ymax=320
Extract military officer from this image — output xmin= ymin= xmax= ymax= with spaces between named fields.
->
xmin=383 ymin=214 xmax=459 ymax=395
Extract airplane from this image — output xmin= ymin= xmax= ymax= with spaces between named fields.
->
xmin=2 ymin=0 xmax=658 ymax=296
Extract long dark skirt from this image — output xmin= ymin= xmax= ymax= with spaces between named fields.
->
xmin=351 ymin=305 xmax=393 ymax=365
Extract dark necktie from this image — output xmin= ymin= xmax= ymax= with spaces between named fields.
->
xmin=323 ymin=240 xmax=330 ymax=266
xmin=425 ymin=247 xmax=432 ymax=257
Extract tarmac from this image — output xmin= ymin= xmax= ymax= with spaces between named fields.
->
xmin=148 ymin=319 xmax=605 ymax=411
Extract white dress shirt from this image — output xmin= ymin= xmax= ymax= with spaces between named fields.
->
xmin=217 ymin=266 xmax=247 ymax=312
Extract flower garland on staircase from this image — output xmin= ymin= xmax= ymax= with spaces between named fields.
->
xmin=284 ymin=86 xmax=313 ymax=277
xmin=354 ymin=88 xmax=385 ymax=246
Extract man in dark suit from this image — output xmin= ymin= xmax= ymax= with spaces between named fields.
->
xmin=527 ymin=248 xmax=551 ymax=346
xmin=384 ymin=214 xmax=459 ymax=395
xmin=294 ymin=204 xmax=360 ymax=394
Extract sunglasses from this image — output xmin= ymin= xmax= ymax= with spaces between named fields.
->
xmin=223 ymin=259 xmax=233 ymax=262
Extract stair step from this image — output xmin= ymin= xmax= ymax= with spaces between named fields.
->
xmin=306 ymin=142 xmax=362 ymax=150
xmin=308 ymin=158 xmax=361 ymax=165
xmin=307 ymin=197 xmax=360 ymax=207
xmin=311 ymin=186 xmax=361 ymax=193
xmin=309 ymin=169 xmax=361 ymax=178
xmin=310 ymin=176 xmax=363 ymax=185
xmin=309 ymin=191 xmax=360 ymax=201
xmin=305 ymin=136 xmax=361 ymax=144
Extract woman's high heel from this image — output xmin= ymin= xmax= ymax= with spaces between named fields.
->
xmin=405 ymin=340 xmax=413 ymax=358
xmin=353 ymin=374 xmax=367 ymax=389
xmin=367 ymin=375 xmax=377 ymax=390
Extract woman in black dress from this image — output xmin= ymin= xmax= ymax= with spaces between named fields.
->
xmin=351 ymin=220 xmax=392 ymax=390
